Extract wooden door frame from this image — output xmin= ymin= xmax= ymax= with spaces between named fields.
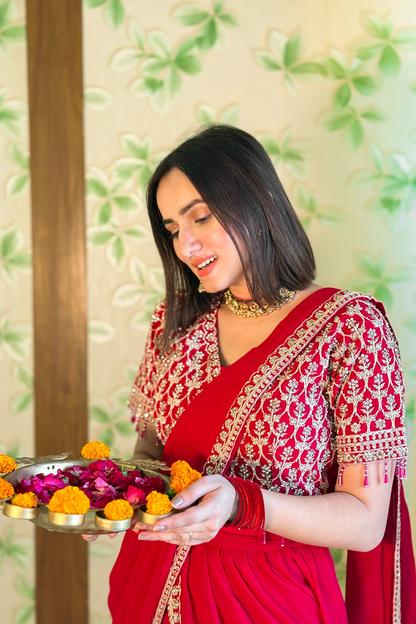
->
xmin=26 ymin=2 xmax=88 ymax=622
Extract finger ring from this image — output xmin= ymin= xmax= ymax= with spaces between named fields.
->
xmin=187 ymin=532 xmax=193 ymax=545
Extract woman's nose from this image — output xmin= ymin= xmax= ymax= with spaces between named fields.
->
xmin=177 ymin=228 xmax=201 ymax=259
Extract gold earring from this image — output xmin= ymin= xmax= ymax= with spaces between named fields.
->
xmin=198 ymin=282 xmax=206 ymax=293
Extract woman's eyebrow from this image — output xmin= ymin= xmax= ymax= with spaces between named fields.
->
xmin=162 ymin=199 xmax=205 ymax=225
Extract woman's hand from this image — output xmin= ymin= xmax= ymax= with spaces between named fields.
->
xmin=81 ymin=533 xmax=117 ymax=541
xmin=132 ymin=475 xmax=237 ymax=546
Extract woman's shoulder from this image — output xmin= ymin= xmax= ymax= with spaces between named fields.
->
xmin=328 ymin=289 xmax=398 ymax=352
xmin=151 ymin=299 xmax=166 ymax=325
xmin=150 ymin=298 xmax=219 ymax=352
xmin=333 ymin=289 xmax=383 ymax=318
xmin=333 ymin=289 xmax=388 ymax=326
xmin=145 ymin=300 xmax=166 ymax=351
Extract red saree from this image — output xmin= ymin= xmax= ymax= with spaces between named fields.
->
xmin=109 ymin=288 xmax=415 ymax=623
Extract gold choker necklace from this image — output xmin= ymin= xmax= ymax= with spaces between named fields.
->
xmin=224 ymin=287 xmax=297 ymax=318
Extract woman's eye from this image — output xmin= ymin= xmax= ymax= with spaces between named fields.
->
xmin=196 ymin=214 xmax=211 ymax=224
xmin=167 ymin=213 xmax=211 ymax=240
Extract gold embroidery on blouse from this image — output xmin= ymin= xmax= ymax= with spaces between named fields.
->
xmin=204 ymin=291 xmax=363 ymax=476
xmin=204 ymin=292 xmax=407 ymax=484
xmin=336 ymin=429 xmax=407 ymax=464
xmin=131 ymin=292 xmax=407 ymax=500
xmin=129 ymin=302 xmax=221 ymax=442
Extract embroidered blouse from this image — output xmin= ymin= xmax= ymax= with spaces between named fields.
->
xmin=129 ymin=292 xmax=407 ymax=496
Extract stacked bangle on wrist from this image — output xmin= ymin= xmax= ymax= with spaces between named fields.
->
xmin=224 ymin=476 xmax=265 ymax=531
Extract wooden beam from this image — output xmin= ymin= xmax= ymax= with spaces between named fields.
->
xmin=26 ymin=2 xmax=88 ymax=623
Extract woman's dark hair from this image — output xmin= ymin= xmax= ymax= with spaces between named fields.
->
xmin=146 ymin=125 xmax=316 ymax=348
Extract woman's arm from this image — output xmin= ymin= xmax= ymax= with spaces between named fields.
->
xmin=263 ymin=459 xmax=395 ymax=551
xmin=134 ymin=459 xmax=395 ymax=552
xmin=132 ymin=423 xmax=164 ymax=461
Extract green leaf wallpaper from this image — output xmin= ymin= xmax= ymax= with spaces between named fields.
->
xmin=0 ymin=1 xmax=34 ymax=622
xmin=83 ymin=1 xmax=416 ymax=618
xmin=1 ymin=0 xmax=416 ymax=622
xmin=108 ymin=3 xmax=238 ymax=114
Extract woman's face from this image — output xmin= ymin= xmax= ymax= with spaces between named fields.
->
xmin=156 ymin=168 xmax=249 ymax=296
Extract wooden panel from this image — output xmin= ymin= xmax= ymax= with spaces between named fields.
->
xmin=26 ymin=2 xmax=88 ymax=623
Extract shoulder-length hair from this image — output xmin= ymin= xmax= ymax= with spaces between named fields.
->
xmin=146 ymin=125 xmax=316 ymax=349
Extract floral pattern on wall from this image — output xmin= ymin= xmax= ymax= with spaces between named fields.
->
xmin=1 ymin=1 xmax=414 ymax=622
xmin=83 ymin=2 xmax=416 ymax=618
xmin=0 ymin=1 xmax=35 ymax=622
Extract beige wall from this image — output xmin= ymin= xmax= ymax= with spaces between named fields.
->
xmin=0 ymin=1 xmax=34 ymax=622
xmin=83 ymin=1 xmax=416 ymax=619
xmin=1 ymin=1 xmax=416 ymax=622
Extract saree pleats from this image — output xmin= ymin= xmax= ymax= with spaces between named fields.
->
xmin=110 ymin=528 xmax=347 ymax=624
xmin=173 ymin=534 xmax=347 ymax=624
xmin=109 ymin=531 xmax=176 ymax=624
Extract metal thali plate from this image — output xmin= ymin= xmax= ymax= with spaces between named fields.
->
xmin=1 ymin=458 xmax=171 ymax=534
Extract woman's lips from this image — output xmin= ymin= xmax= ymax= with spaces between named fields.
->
xmin=198 ymin=257 xmax=218 ymax=277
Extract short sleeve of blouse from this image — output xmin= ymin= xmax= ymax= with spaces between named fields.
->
xmin=325 ymin=298 xmax=407 ymax=465
xmin=128 ymin=301 xmax=165 ymax=429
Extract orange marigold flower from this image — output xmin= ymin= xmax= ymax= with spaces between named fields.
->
xmin=12 ymin=492 xmax=38 ymax=508
xmin=0 ymin=454 xmax=17 ymax=474
xmin=0 ymin=478 xmax=14 ymax=499
xmin=48 ymin=486 xmax=90 ymax=514
xmin=170 ymin=460 xmax=201 ymax=494
xmin=170 ymin=460 xmax=191 ymax=477
xmin=146 ymin=491 xmax=173 ymax=515
xmin=104 ymin=499 xmax=133 ymax=521
xmin=81 ymin=441 xmax=110 ymax=460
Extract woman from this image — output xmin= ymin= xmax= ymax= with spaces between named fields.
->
xmin=107 ymin=126 xmax=415 ymax=623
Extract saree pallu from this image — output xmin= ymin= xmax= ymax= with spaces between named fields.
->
xmin=109 ymin=288 xmax=416 ymax=623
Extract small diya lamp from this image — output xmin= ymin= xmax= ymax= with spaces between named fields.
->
xmin=3 ymin=492 xmax=40 ymax=520
xmin=95 ymin=499 xmax=134 ymax=532
xmin=138 ymin=491 xmax=174 ymax=525
xmin=48 ymin=485 xmax=90 ymax=526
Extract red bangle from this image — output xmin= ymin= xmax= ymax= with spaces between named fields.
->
xmin=224 ymin=476 xmax=265 ymax=531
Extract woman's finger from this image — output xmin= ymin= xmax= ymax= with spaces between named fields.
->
xmin=82 ymin=533 xmax=117 ymax=540
xmin=138 ymin=515 xmax=218 ymax=542
xmin=170 ymin=475 xmax=223 ymax=510
xmin=152 ymin=485 xmax=229 ymax=533
xmin=152 ymin=502 xmax=212 ymax=533
xmin=159 ymin=537 xmax=204 ymax=546
xmin=138 ymin=528 xmax=206 ymax=545
xmin=132 ymin=521 xmax=156 ymax=534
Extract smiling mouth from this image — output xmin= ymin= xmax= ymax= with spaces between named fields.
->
xmin=197 ymin=255 xmax=217 ymax=269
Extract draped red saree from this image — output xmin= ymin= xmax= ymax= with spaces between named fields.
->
xmin=109 ymin=288 xmax=416 ymax=624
